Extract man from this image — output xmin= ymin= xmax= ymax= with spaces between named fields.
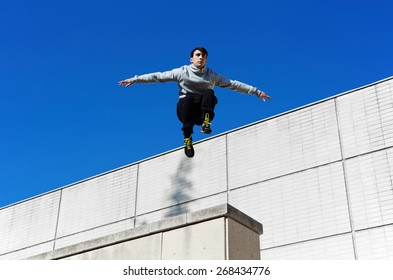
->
xmin=119 ymin=47 xmax=271 ymax=158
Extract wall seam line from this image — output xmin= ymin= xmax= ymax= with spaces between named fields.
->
xmin=334 ymin=97 xmax=358 ymax=260
xmin=52 ymin=189 xmax=63 ymax=254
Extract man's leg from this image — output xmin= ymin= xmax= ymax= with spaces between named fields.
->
xmin=177 ymin=96 xmax=195 ymax=138
xmin=177 ymin=96 xmax=196 ymax=157
xmin=201 ymin=90 xmax=218 ymax=134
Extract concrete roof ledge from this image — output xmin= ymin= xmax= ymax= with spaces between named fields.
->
xmin=186 ymin=204 xmax=263 ymax=234
xmin=28 ymin=203 xmax=262 ymax=260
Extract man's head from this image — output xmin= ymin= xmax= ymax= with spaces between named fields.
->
xmin=190 ymin=47 xmax=208 ymax=69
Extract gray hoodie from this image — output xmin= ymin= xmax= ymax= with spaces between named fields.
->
xmin=130 ymin=64 xmax=263 ymax=98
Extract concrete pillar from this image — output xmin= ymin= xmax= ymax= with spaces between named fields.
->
xmin=28 ymin=204 xmax=263 ymax=260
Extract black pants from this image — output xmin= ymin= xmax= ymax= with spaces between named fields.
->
xmin=176 ymin=90 xmax=218 ymax=138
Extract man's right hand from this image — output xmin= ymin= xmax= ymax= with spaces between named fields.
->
xmin=258 ymin=91 xmax=272 ymax=102
xmin=118 ymin=79 xmax=134 ymax=87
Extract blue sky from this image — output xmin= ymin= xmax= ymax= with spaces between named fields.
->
xmin=1 ymin=0 xmax=392 ymax=208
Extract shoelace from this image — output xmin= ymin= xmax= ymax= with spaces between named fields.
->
xmin=184 ymin=138 xmax=193 ymax=150
xmin=204 ymin=113 xmax=210 ymax=127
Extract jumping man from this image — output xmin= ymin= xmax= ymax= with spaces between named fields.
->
xmin=119 ymin=47 xmax=271 ymax=158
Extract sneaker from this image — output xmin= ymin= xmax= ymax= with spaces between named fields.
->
xmin=184 ymin=137 xmax=194 ymax=158
xmin=201 ymin=113 xmax=212 ymax=134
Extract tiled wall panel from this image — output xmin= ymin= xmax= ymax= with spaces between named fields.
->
xmin=356 ymin=225 xmax=393 ymax=259
xmin=377 ymin=81 xmax=393 ymax=148
xmin=261 ymin=234 xmax=355 ymax=260
xmin=227 ymin=100 xmax=341 ymax=189
xmin=136 ymin=137 xmax=227 ymax=215
xmin=229 ymin=162 xmax=350 ymax=248
xmin=54 ymin=218 xmax=134 ymax=250
xmin=135 ymin=192 xmax=227 ymax=227
xmin=0 ymin=241 xmax=55 ymax=260
xmin=56 ymin=165 xmax=137 ymax=238
xmin=337 ymin=80 xmax=393 ymax=159
xmin=0 ymin=191 xmax=60 ymax=255
xmin=345 ymin=148 xmax=393 ymax=230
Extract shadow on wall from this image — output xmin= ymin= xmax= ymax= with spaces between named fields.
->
xmin=167 ymin=157 xmax=193 ymax=217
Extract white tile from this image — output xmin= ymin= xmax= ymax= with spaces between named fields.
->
xmin=337 ymin=79 xmax=393 ymax=158
xmin=0 ymin=191 xmax=60 ymax=255
xmin=136 ymin=137 xmax=227 ymax=215
xmin=227 ymin=100 xmax=341 ymax=189
xmin=346 ymin=148 xmax=393 ymax=230
xmin=261 ymin=234 xmax=355 ymax=260
xmin=0 ymin=241 xmax=55 ymax=260
xmin=54 ymin=218 xmax=134 ymax=250
xmin=356 ymin=225 xmax=393 ymax=259
xmin=229 ymin=162 xmax=350 ymax=248
xmin=135 ymin=192 xmax=227 ymax=227
xmin=56 ymin=165 xmax=137 ymax=237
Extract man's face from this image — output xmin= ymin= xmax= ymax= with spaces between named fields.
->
xmin=190 ymin=50 xmax=207 ymax=69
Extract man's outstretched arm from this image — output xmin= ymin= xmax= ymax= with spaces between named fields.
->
xmin=118 ymin=68 xmax=181 ymax=88
xmin=214 ymin=72 xmax=272 ymax=102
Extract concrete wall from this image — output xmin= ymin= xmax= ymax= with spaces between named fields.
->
xmin=1 ymin=76 xmax=393 ymax=260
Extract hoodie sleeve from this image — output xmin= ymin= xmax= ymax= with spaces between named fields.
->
xmin=212 ymin=71 xmax=262 ymax=97
xmin=131 ymin=67 xmax=182 ymax=84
